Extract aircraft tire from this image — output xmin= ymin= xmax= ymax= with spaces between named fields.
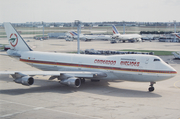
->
xmin=148 ymin=87 xmax=154 ymax=92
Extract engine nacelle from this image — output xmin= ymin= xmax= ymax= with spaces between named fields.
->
xmin=60 ymin=77 xmax=81 ymax=88
xmin=14 ymin=76 xmax=34 ymax=86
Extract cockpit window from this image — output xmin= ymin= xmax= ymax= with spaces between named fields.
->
xmin=154 ymin=59 xmax=160 ymax=61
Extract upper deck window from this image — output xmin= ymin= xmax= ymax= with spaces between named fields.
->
xmin=154 ymin=59 xmax=160 ymax=61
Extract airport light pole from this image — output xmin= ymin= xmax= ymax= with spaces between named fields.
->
xmin=75 ymin=20 xmax=81 ymax=54
xmin=42 ymin=21 xmax=44 ymax=38
xmin=174 ymin=20 xmax=176 ymax=42
xmin=123 ymin=21 xmax=125 ymax=34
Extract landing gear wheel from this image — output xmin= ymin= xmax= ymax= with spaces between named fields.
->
xmin=148 ymin=87 xmax=154 ymax=92
xmin=80 ymin=78 xmax=85 ymax=83
xmin=148 ymin=82 xmax=156 ymax=92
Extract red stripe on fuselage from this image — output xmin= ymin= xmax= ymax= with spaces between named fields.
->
xmin=20 ymin=58 xmax=177 ymax=74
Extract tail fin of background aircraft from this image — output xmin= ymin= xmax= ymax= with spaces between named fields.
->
xmin=69 ymin=31 xmax=75 ymax=37
xmin=71 ymin=31 xmax=78 ymax=36
xmin=112 ymin=25 xmax=120 ymax=35
xmin=174 ymin=33 xmax=180 ymax=39
xmin=4 ymin=22 xmax=32 ymax=51
xmin=69 ymin=31 xmax=78 ymax=37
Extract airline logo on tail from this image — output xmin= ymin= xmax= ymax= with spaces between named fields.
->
xmin=69 ymin=32 xmax=75 ymax=36
xmin=4 ymin=22 xmax=32 ymax=51
xmin=69 ymin=31 xmax=78 ymax=36
xmin=9 ymin=33 xmax=18 ymax=47
xmin=175 ymin=34 xmax=180 ymax=39
xmin=112 ymin=25 xmax=119 ymax=35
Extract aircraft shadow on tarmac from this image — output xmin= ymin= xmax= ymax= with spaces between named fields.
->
xmin=0 ymin=75 xmax=161 ymax=98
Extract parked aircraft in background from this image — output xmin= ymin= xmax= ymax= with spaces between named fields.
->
xmin=112 ymin=25 xmax=142 ymax=42
xmin=0 ymin=23 xmax=177 ymax=92
xmin=172 ymin=33 xmax=180 ymax=40
xmin=173 ymin=33 xmax=180 ymax=39
xmin=68 ymin=31 xmax=112 ymax=41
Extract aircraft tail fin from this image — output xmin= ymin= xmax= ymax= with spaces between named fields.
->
xmin=174 ymin=33 xmax=180 ymax=39
xmin=4 ymin=22 xmax=32 ymax=51
xmin=72 ymin=31 xmax=78 ymax=36
xmin=69 ymin=31 xmax=78 ymax=37
xmin=112 ymin=25 xmax=120 ymax=35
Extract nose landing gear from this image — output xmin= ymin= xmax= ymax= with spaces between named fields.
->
xmin=149 ymin=82 xmax=156 ymax=92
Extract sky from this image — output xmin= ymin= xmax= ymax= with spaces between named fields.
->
xmin=0 ymin=0 xmax=180 ymax=23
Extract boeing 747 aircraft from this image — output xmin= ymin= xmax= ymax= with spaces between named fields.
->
xmin=112 ymin=25 xmax=142 ymax=42
xmin=0 ymin=23 xmax=177 ymax=92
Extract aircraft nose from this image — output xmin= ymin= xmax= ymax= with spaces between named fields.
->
xmin=169 ymin=66 xmax=177 ymax=76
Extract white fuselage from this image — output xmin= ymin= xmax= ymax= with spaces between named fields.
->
xmin=113 ymin=34 xmax=141 ymax=40
xmin=17 ymin=51 xmax=176 ymax=82
xmin=73 ymin=34 xmax=112 ymax=40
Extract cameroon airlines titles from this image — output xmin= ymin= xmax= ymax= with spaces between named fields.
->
xmin=0 ymin=22 xmax=177 ymax=92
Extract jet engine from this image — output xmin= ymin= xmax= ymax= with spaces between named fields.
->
xmin=60 ymin=77 xmax=81 ymax=88
xmin=14 ymin=76 xmax=34 ymax=86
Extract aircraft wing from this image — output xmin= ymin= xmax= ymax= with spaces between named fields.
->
xmin=0 ymin=71 xmax=107 ymax=87
xmin=0 ymin=71 xmax=107 ymax=78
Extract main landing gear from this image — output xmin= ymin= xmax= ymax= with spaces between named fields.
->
xmin=80 ymin=78 xmax=85 ymax=83
xmin=149 ymin=82 xmax=156 ymax=92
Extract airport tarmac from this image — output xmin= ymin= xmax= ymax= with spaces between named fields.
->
xmin=0 ymin=39 xmax=180 ymax=119
xmin=0 ymin=38 xmax=180 ymax=52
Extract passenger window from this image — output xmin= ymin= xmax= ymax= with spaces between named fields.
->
xmin=154 ymin=59 xmax=160 ymax=61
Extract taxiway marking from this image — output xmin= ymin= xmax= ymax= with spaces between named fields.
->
xmin=0 ymin=99 xmax=102 ymax=119
xmin=174 ymin=80 xmax=180 ymax=89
